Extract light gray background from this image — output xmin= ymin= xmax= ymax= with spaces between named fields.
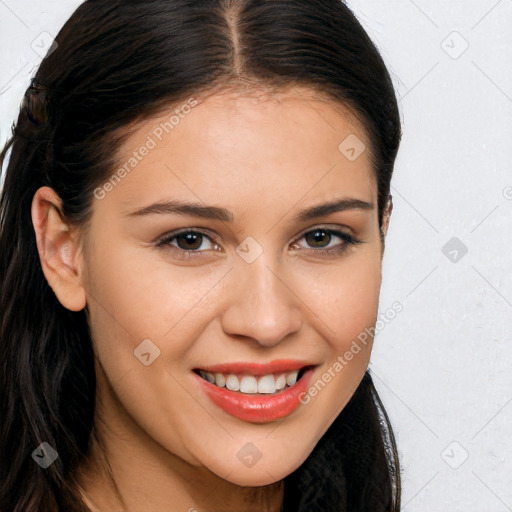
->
xmin=1 ymin=1 xmax=511 ymax=510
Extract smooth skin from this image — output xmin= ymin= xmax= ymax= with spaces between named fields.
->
xmin=31 ymin=85 xmax=391 ymax=512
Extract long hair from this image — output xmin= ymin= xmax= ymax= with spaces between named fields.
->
xmin=0 ymin=1 xmax=402 ymax=511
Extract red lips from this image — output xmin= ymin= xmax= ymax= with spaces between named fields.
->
xmin=193 ymin=360 xmax=316 ymax=423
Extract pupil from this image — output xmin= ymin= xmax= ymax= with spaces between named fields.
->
xmin=177 ymin=232 xmax=201 ymax=250
xmin=306 ymin=229 xmax=330 ymax=248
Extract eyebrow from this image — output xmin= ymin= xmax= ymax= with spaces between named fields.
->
xmin=124 ymin=197 xmax=374 ymax=223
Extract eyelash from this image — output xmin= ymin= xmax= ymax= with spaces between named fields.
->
xmin=154 ymin=226 xmax=361 ymax=260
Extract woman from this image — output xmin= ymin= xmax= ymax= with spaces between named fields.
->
xmin=0 ymin=1 xmax=402 ymax=511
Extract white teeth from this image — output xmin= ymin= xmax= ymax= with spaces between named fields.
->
xmin=258 ymin=374 xmax=276 ymax=394
xmin=275 ymin=374 xmax=287 ymax=391
xmin=240 ymin=376 xmax=258 ymax=393
xmin=286 ymin=370 xmax=299 ymax=387
xmin=199 ymin=368 xmax=307 ymax=393
xmin=214 ymin=372 xmax=225 ymax=387
xmin=225 ymin=374 xmax=240 ymax=391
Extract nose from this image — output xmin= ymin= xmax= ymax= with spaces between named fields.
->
xmin=220 ymin=256 xmax=303 ymax=348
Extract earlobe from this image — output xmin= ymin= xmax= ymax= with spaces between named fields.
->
xmin=31 ymin=186 xmax=87 ymax=312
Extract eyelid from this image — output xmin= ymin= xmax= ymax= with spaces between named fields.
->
xmin=154 ymin=226 xmax=220 ymax=245
xmin=153 ymin=227 xmax=220 ymax=257
xmin=289 ymin=225 xmax=360 ymax=255
xmin=292 ymin=223 xmax=355 ymax=241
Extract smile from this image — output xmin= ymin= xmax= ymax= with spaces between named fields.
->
xmin=196 ymin=368 xmax=308 ymax=394
xmin=193 ymin=360 xmax=317 ymax=423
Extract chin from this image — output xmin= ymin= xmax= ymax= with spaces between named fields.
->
xmin=207 ymin=446 xmax=311 ymax=487
xmin=222 ymin=465 xmax=291 ymax=487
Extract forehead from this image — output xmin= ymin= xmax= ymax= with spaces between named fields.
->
xmin=98 ymin=86 xmax=376 ymax=218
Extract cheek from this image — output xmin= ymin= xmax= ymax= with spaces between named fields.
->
xmin=82 ymin=241 xmax=221 ymax=362
xmin=292 ymin=250 xmax=381 ymax=410
xmin=81 ymin=240 xmax=239 ymax=447
xmin=299 ymin=249 xmax=382 ymax=346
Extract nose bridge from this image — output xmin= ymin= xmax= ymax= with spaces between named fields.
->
xmin=221 ymin=248 xmax=302 ymax=347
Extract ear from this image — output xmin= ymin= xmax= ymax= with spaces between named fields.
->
xmin=379 ymin=195 xmax=393 ymax=258
xmin=381 ymin=194 xmax=393 ymax=238
xmin=31 ymin=186 xmax=87 ymax=311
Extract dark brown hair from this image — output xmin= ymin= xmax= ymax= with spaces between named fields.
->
xmin=0 ymin=1 xmax=402 ymax=511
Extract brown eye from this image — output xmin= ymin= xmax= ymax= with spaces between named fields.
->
xmin=291 ymin=227 xmax=360 ymax=257
xmin=175 ymin=232 xmax=203 ymax=250
xmin=155 ymin=229 xmax=219 ymax=258
xmin=304 ymin=229 xmax=332 ymax=248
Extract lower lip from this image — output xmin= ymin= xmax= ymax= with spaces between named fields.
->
xmin=194 ymin=368 xmax=315 ymax=423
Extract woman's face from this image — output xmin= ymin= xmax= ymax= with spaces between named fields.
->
xmin=78 ymin=86 xmax=385 ymax=486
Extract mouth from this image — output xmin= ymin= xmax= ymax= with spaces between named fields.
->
xmin=192 ymin=360 xmax=317 ymax=423
xmin=193 ymin=366 xmax=312 ymax=395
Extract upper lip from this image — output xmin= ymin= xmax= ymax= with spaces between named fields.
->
xmin=194 ymin=359 xmax=316 ymax=376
